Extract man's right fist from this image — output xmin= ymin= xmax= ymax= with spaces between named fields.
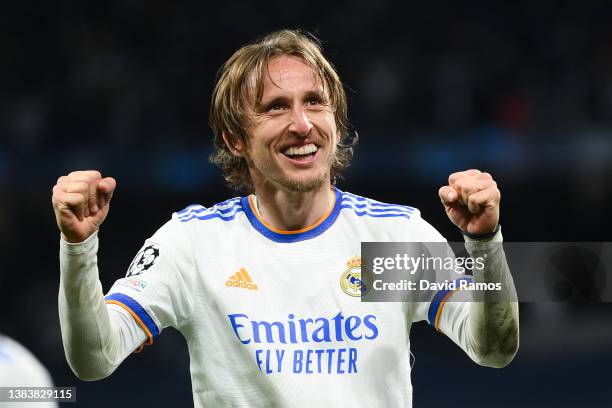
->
xmin=52 ymin=170 xmax=116 ymax=243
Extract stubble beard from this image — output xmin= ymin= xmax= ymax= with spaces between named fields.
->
xmin=279 ymin=169 xmax=329 ymax=192
xmin=252 ymin=147 xmax=336 ymax=193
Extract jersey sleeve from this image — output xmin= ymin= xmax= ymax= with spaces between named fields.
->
xmin=105 ymin=215 xmax=194 ymax=348
xmin=408 ymin=217 xmax=517 ymax=366
xmin=402 ymin=210 xmax=474 ymax=328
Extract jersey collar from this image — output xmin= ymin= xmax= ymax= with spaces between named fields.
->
xmin=241 ymin=187 xmax=342 ymax=243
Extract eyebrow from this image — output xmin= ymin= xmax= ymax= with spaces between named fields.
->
xmin=256 ymin=89 xmax=328 ymax=112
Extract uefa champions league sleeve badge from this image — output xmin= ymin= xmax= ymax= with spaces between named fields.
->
xmin=126 ymin=244 xmax=160 ymax=277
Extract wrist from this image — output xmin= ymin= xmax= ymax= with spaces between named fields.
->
xmin=461 ymin=224 xmax=501 ymax=240
xmin=60 ymin=230 xmax=99 ymax=255
xmin=61 ymin=229 xmax=98 ymax=244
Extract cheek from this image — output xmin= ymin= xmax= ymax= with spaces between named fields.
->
xmin=256 ymin=120 xmax=286 ymax=143
xmin=248 ymin=125 xmax=280 ymax=155
xmin=312 ymin=112 xmax=337 ymax=139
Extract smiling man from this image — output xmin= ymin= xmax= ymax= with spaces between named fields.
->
xmin=217 ymin=54 xmax=338 ymax=229
xmin=53 ymin=30 xmax=519 ymax=407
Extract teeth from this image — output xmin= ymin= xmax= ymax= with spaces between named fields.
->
xmin=283 ymin=143 xmax=318 ymax=156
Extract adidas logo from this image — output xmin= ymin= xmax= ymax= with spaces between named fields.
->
xmin=226 ymin=268 xmax=258 ymax=290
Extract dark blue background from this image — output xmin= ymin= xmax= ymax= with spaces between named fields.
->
xmin=1 ymin=0 xmax=611 ymax=406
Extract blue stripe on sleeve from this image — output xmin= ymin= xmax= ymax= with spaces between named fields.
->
xmin=339 ymin=206 xmax=414 ymax=219
xmin=105 ymin=293 xmax=160 ymax=339
xmin=427 ymin=277 xmax=473 ymax=326
xmin=178 ymin=207 xmax=244 ymax=222
xmin=341 ymin=192 xmax=416 ymax=211
xmin=340 ymin=201 xmax=414 ymax=213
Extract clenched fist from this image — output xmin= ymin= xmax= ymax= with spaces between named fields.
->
xmin=438 ymin=169 xmax=500 ymax=235
xmin=52 ymin=170 xmax=116 ymax=243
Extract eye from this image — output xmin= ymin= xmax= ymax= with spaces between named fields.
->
xmin=269 ymin=103 xmax=283 ymax=111
xmin=266 ymin=102 xmax=287 ymax=112
xmin=306 ymin=97 xmax=321 ymax=106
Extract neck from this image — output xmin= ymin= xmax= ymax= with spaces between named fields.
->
xmin=252 ymin=181 xmax=334 ymax=231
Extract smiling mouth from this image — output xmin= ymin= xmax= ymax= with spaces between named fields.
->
xmin=282 ymin=143 xmax=319 ymax=162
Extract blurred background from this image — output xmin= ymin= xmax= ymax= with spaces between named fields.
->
xmin=1 ymin=0 xmax=611 ymax=406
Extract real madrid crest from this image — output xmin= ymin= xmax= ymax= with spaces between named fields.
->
xmin=340 ymin=256 xmax=365 ymax=297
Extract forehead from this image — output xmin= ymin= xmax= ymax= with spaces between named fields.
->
xmin=259 ymin=55 xmax=324 ymax=99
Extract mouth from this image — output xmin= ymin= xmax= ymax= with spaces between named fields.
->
xmin=281 ymin=143 xmax=319 ymax=163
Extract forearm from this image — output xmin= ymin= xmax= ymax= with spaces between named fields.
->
xmin=58 ymin=232 xmax=146 ymax=380
xmin=439 ymin=230 xmax=519 ymax=368
xmin=464 ymin=230 xmax=519 ymax=367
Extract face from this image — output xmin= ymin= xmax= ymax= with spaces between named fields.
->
xmin=227 ymin=55 xmax=339 ymax=193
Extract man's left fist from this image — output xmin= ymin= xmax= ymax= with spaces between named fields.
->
xmin=438 ymin=169 xmax=500 ymax=235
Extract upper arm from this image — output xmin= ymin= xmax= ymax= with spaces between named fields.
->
xmin=104 ymin=217 xmax=194 ymax=349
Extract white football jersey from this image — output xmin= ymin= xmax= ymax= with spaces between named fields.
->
xmin=105 ymin=188 xmax=467 ymax=407
xmin=0 ymin=335 xmax=58 ymax=408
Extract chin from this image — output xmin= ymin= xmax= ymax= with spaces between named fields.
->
xmin=276 ymin=171 xmax=329 ymax=193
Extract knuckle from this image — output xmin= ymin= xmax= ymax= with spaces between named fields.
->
xmin=481 ymin=181 xmax=496 ymax=193
xmin=65 ymin=176 xmax=79 ymax=185
xmin=455 ymin=178 xmax=467 ymax=190
xmin=448 ymin=172 xmax=461 ymax=183
xmin=84 ymin=171 xmax=100 ymax=183
xmin=66 ymin=181 xmax=87 ymax=193
xmin=68 ymin=171 xmax=96 ymax=182
xmin=468 ymin=194 xmax=483 ymax=207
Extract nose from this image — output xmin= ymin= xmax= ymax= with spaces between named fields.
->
xmin=288 ymin=106 xmax=313 ymax=137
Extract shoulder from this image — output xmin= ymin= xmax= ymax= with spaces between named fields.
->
xmin=172 ymin=196 xmax=244 ymax=224
xmin=338 ymin=190 xmax=419 ymax=220
xmin=338 ymin=190 xmax=446 ymax=241
xmin=143 ymin=196 xmax=245 ymax=250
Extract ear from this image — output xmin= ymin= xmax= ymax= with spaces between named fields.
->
xmin=222 ymin=131 xmax=246 ymax=157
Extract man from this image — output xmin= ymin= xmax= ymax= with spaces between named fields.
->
xmin=53 ymin=29 xmax=518 ymax=407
